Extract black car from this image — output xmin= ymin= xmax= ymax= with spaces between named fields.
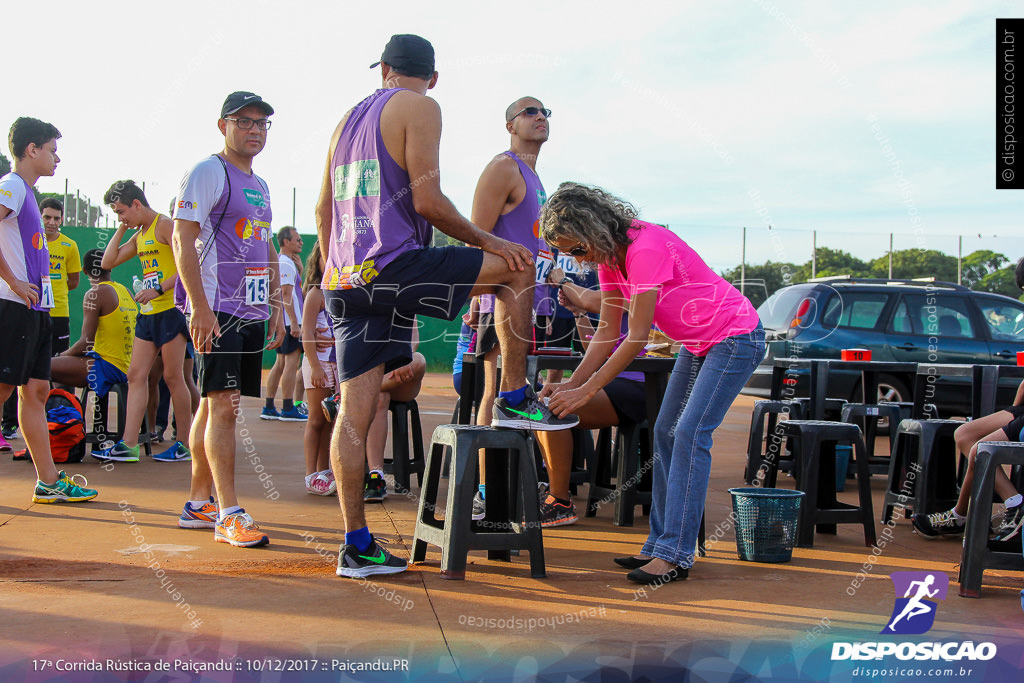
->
xmin=741 ymin=277 xmax=1024 ymax=416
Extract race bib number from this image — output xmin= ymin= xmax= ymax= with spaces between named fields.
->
xmin=245 ymin=267 xmax=269 ymax=306
xmin=556 ymin=251 xmax=581 ymax=275
xmin=40 ymin=276 xmax=54 ymax=309
xmin=142 ymin=270 xmax=161 ymax=291
xmin=535 ymin=249 xmax=554 ymax=284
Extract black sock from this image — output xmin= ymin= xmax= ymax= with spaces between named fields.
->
xmin=283 ymin=399 xmax=294 ymax=411
xmin=554 ymin=496 xmax=571 ymax=506
xmin=265 ymin=398 xmax=275 ymax=410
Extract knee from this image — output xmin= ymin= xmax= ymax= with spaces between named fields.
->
xmin=207 ymin=394 xmax=239 ymax=422
xmin=376 ymin=391 xmax=391 ymax=414
xmin=410 ymin=353 xmax=426 ymax=378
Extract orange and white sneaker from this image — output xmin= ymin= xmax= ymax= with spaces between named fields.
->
xmin=178 ymin=497 xmax=219 ymax=529
xmin=214 ymin=510 xmax=269 ymax=547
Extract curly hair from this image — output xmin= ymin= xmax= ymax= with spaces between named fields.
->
xmin=539 ymin=182 xmax=637 ymax=264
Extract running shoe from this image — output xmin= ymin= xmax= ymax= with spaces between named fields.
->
xmin=911 ymin=509 xmax=965 ymax=539
xmin=153 ymin=441 xmax=191 ymax=463
xmin=321 ymin=469 xmax=337 ymax=495
xmin=0 ymin=432 xmax=11 ymax=452
xmin=992 ymin=503 xmax=1024 ymax=542
xmin=472 ymin=491 xmax=486 ymax=521
xmin=32 ymin=471 xmax=98 ymax=504
xmin=364 ymin=472 xmax=388 ymax=503
xmin=1 ymin=425 xmax=18 ymax=440
xmin=278 ymin=406 xmax=307 ymax=422
xmin=491 ymin=387 xmax=579 ymax=431
xmin=305 ymin=471 xmax=332 ymax=496
xmin=151 ymin=427 xmax=165 ymax=443
xmin=295 ymin=401 xmax=309 ymax=417
xmin=214 ymin=510 xmax=269 ymax=547
xmin=336 ymin=537 xmax=407 ymax=578
xmin=259 ymin=406 xmax=280 ymax=421
xmin=539 ymin=496 xmax=578 ymax=528
xmin=321 ymin=395 xmax=339 ymax=422
xmin=103 ymin=440 xmax=140 ymax=463
xmin=178 ymin=497 xmax=219 ymax=529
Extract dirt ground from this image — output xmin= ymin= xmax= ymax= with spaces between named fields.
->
xmin=1 ymin=374 xmax=1022 ymax=682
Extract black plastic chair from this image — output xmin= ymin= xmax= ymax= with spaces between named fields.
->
xmin=79 ymin=382 xmax=152 ymax=457
xmin=840 ymin=401 xmax=903 ymax=475
xmin=383 ymin=399 xmax=425 ymax=493
xmin=881 ymin=418 xmax=962 ymax=524
xmin=745 ymin=399 xmax=804 ymax=485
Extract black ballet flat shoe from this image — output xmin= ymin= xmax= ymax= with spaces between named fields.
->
xmin=626 ymin=565 xmax=689 ymax=585
xmin=613 ymin=556 xmax=650 ymax=570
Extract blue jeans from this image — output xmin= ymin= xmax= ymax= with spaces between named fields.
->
xmin=642 ymin=323 xmax=766 ymax=568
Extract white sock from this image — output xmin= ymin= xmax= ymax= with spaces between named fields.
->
xmin=951 ymin=509 xmax=966 ymax=521
xmin=188 ymin=499 xmax=208 ymax=509
xmin=369 ymin=469 xmax=384 ymax=478
xmin=218 ymin=505 xmax=243 ymax=521
xmin=1004 ymin=494 xmax=1023 ymax=509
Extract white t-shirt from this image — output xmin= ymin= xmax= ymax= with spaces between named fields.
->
xmin=278 ymin=252 xmax=303 ymax=327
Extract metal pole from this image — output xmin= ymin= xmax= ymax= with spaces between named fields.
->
xmin=63 ymin=179 xmax=68 ymax=225
xmin=75 ymin=190 xmax=80 ymax=228
xmin=889 ymin=233 xmax=893 ymax=279
xmin=812 ymin=230 xmax=817 ymax=279
xmin=740 ymin=227 xmax=746 ymax=295
xmin=292 ymin=187 xmax=297 ymax=227
xmin=958 ymin=236 xmax=963 ymax=285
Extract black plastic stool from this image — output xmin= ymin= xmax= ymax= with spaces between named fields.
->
xmin=384 ymin=399 xmax=425 ymax=493
xmin=791 ymin=397 xmax=847 ymax=421
xmin=775 ymin=420 xmax=877 ymax=548
xmin=881 ymin=418 xmax=962 ymax=524
xmin=585 ymin=421 xmax=652 ymax=526
xmin=412 ymin=425 xmax=545 ymax=580
xmin=958 ymin=441 xmax=1024 ymax=597
xmin=79 ymin=382 xmax=152 ymax=457
xmin=745 ymin=399 xmax=804 ymax=485
xmin=840 ymin=402 xmax=902 ymax=475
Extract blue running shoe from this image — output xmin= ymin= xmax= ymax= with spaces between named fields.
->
xmin=278 ymin=406 xmax=307 ymax=422
xmin=260 ymin=406 xmax=281 ymax=420
xmin=153 ymin=441 xmax=191 ymax=463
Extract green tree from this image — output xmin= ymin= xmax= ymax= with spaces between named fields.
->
xmin=868 ymin=249 xmax=957 ymax=282
xmin=431 ymin=228 xmax=462 ymax=247
xmin=0 ymin=152 xmax=9 ymax=177
xmin=791 ymin=247 xmax=871 ymax=282
xmin=720 ymin=261 xmax=798 ymax=309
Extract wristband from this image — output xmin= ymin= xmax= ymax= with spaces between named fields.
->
xmin=558 ymin=277 xmax=571 ymax=288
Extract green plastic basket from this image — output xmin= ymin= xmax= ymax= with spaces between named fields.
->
xmin=729 ymin=487 xmax=805 ymax=563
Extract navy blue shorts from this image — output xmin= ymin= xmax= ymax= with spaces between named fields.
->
xmin=325 ymin=246 xmax=483 ymax=383
xmin=276 ymin=325 xmax=302 ymax=355
xmin=603 ymin=377 xmax=647 ymax=425
xmin=84 ymin=351 xmax=128 ymax=397
xmin=135 ymin=307 xmax=189 ymax=348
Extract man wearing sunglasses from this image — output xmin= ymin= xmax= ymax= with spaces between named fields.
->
xmin=316 ymin=34 xmax=578 ymax=579
xmin=172 ymin=91 xmax=286 ymax=549
xmin=467 ymin=97 xmax=557 ymax=521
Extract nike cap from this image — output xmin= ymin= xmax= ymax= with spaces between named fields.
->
xmin=369 ymin=34 xmax=434 ymax=76
xmin=221 ymin=91 xmax=274 ymax=118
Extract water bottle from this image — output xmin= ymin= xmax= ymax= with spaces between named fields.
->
xmin=132 ymin=275 xmax=153 ymax=314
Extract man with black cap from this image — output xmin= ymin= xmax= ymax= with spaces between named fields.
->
xmin=172 ymin=91 xmax=286 ymax=548
xmin=316 ymin=34 xmax=578 ymax=579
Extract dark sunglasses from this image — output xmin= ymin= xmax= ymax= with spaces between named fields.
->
xmin=510 ymin=106 xmax=552 ymax=121
xmin=565 ymin=244 xmax=588 ymax=257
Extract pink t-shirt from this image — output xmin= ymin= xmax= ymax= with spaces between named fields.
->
xmin=598 ymin=220 xmax=760 ymax=356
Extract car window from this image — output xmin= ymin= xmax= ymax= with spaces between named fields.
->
xmin=757 ymin=286 xmax=815 ymax=330
xmin=977 ymin=297 xmax=1024 ymax=342
xmin=891 ymin=300 xmax=913 ymax=333
xmin=898 ymin=294 xmax=974 ymax=338
xmin=821 ymin=292 xmax=889 ymax=329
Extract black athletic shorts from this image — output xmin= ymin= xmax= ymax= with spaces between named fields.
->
xmin=325 ymin=246 xmax=483 ymax=383
xmin=195 ymin=312 xmax=266 ymax=397
xmin=276 ymin=325 xmax=302 ymax=355
xmin=136 ymin=307 xmax=189 ymax=347
xmin=603 ymin=377 xmax=647 ymax=426
xmin=1003 ymin=405 xmax=1024 ymax=442
xmin=50 ymin=316 xmax=70 ymax=355
xmin=0 ymin=299 xmax=52 ymax=386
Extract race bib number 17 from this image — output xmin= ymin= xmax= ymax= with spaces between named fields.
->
xmin=245 ymin=267 xmax=269 ymax=306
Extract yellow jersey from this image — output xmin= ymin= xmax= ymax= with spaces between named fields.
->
xmin=136 ymin=215 xmax=177 ymax=315
xmin=47 ymin=232 xmax=82 ymax=318
xmin=93 ymin=281 xmax=137 ymax=374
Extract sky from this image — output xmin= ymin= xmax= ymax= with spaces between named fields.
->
xmin=4 ymin=0 xmax=1022 ymax=274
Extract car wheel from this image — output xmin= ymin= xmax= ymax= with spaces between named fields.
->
xmin=876 ymin=374 xmax=909 ymax=431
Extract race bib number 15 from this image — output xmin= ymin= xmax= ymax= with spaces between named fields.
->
xmin=245 ymin=267 xmax=269 ymax=306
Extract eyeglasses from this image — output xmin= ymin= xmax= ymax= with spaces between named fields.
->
xmin=564 ymin=243 xmax=588 ymax=257
xmin=509 ymin=106 xmax=552 ymax=121
xmin=224 ymin=117 xmax=272 ymax=131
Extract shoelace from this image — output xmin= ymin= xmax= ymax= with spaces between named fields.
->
xmin=63 ymin=473 xmax=90 ymax=488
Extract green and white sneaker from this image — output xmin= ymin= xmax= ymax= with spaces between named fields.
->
xmin=491 ymin=386 xmax=579 ymax=431
xmin=33 ymin=471 xmax=98 ymax=504
xmin=336 ymin=537 xmax=408 ymax=578
xmin=103 ymin=440 xmax=140 ymax=463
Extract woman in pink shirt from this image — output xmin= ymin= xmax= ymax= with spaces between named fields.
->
xmin=540 ymin=183 xmax=765 ymax=586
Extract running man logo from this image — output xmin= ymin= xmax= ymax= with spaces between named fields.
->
xmin=881 ymin=571 xmax=948 ymax=635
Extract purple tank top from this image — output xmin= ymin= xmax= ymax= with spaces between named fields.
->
xmin=323 ymin=89 xmax=432 ymax=290
xmin=491 ymin=152 xmax=553 ymax=316
xmin=11 ymin=176 xmax=50 ymax=312
xmin=200 ymin=156 xmax=274 ymax=320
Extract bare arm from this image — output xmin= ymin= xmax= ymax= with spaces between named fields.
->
xmin=100 ymin=224 xmax=139 ymax=270
xmin=172 ymin=218 xmax=218 ymax=352
xmin=265 ymin=240 xmax=285 ymax=349
xmin=301 ymin=286 xmax=324 ymax=359
xmin=470 ymin=157 xmax=519 ymax=234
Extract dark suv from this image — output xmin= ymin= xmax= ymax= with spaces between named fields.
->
xmin=742 ymin=277 xmax=1024 ymax=415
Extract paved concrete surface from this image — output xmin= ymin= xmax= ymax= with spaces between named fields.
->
xmin=1 ymin=375 xmax=1021 ymax=681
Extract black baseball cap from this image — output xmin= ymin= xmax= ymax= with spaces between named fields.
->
xmin=369 ymin=34 xmax=434 ymax=75
xmin=221 ymin=91 xmax=274 ymax=119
